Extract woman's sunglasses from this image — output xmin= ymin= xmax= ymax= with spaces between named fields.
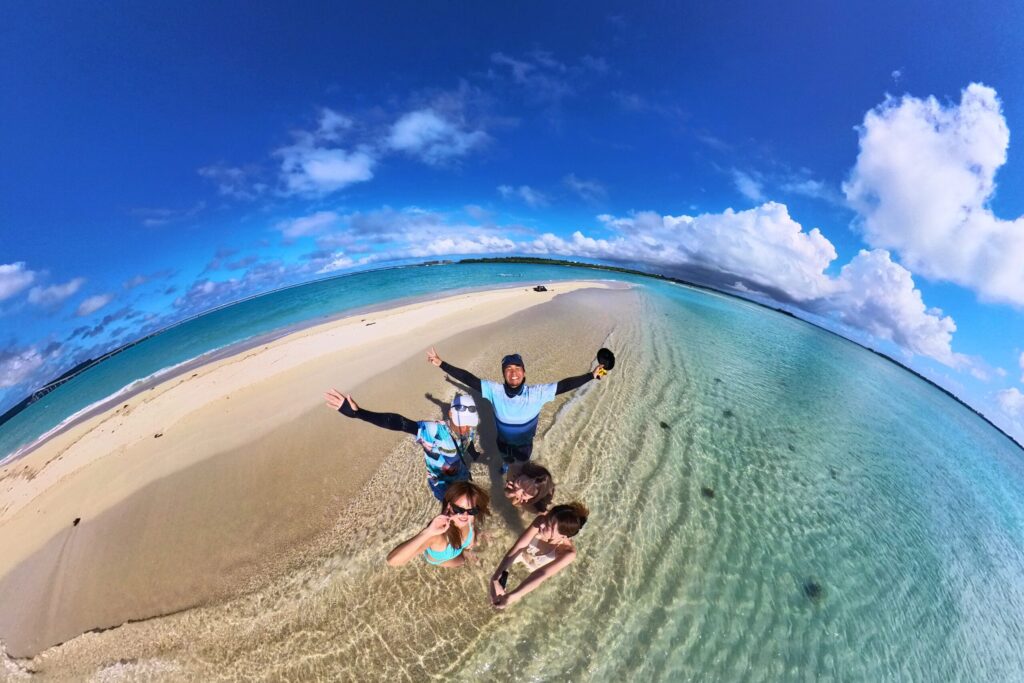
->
xmin=448 ymin=503 xmax=478 ymax=516
xmin=453 ymin=404 xmax=477 ymax=413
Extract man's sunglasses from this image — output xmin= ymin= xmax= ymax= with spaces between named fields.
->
xmin=448 ymin=503 xmax=479 ymax=516
xmin=453 ymin=404 xmax=477 ymax=413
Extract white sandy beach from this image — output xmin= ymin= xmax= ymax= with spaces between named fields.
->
xmin=0 ymin=281 xmax=631 ymax=664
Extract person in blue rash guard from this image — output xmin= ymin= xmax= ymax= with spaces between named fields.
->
xmin=425 ymin=347 xmax=606 ymax=471
xmin=324 ymin=389 xmax=479 ymax=501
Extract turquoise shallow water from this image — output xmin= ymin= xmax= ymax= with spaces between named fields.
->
xmin=4 ymin=266 xmax=1024 ymax=680
xmin=457 ymin=281 xmax=1024 ymax=681
xmin=507 ymin=282 xmax=1024 ymax=679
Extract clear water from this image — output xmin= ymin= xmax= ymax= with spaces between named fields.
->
xmin=6 ymin=268 xmax=1024 ymax=681
xmin=452 ymin=282 xmax=1024 ymax=681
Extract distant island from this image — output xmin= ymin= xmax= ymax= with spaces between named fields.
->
xmin=0 ymin=328 xmax=168 ymax=430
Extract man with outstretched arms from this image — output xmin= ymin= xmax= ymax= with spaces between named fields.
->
xmin=426 ymin=348 xmax=606 ymax=471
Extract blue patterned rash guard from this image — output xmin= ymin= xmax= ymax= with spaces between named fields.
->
xmin=338 ymin=402 xmax=471 ymax=500
xmin=416 ymin=420 xmax=472 ymax=483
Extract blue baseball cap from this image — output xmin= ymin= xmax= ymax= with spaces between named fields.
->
xmin=501 ymin=353 xmax=525 ymax=370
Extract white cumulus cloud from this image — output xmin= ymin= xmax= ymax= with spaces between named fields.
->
xmin=0 ymin=262 xmax=36 ymax=301
xmin=198 ymin=164 xmax=266 ymax=200
xmin=0 ymin=345 xmax=47 ymax=388
xmin=305 ymin=207 xmax=520 ymax=271
xmin=278 ymin=145 xmax=375 ymax=196
xmin=489 ymin=50 xmax=607 ymax=105
xmin=585 ymin=203 xmax=838 ymax=300
xmin=845 ymin=83 xmax=1024 ymax=305
xmin=997 ymin=387 xmax=1024 ymax=418
xmin=733 ymin=169 xmax=766 ymax=202
xmin=387 ymin=109 xmax=487 ymax=165
xmin=76 ymin=293 xmax=114 ymax=317
xmin=315 ymin=253 xmax=357 ymax=274
xmin=828 ymin=250 xmax=963 ymax=366
xmin=276 ymin=109 xmax=376 ymax=197
xmin=498 ymin=184 xmax=548 ymax=207
xmin=316 ymin=108 xmax=352 ymax=141
xmin=564 ymin=174 xmax=607 ymax=202
xmin=276 ymin=211 xmax=340 ymax=239
xmin=28 ymin=277 xmax=85 ymax=307
xmin=519 ymin=203 xmax=963 ymax=367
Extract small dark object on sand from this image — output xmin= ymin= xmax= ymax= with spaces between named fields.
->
xmin=803 ymin=580 xmax=825 ymax=603
xmin=788 ymin=444 xmax=796 ymax=452
xmin=365 ymin=322 xmax=376 ymax=326
xmin=829 ymin=466 xmax=838 ymax=480
xmin=154 ymin=433 xmax=163 ymax=438
xmin=713 ymin=377 xmax=722 ymax=383
xmin=533 ymin=285 xmax=548 ymax=292
xmin=722 ymin=408 xmax=734 ymax=418
xmin=659 ymin=421 xmax=670 ymax=430
xmin=73 ymin=518 xmax=81 ymax=527
xmin=701 ymin=487 xmax=715 ymax=499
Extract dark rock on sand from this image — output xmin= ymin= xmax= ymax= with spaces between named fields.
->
xmin=659 ymin=421 xmax=670 ymax=430
xmin=701 ymin=487 xmax=715 ymax=499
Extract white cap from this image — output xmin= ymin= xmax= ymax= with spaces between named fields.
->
xmin=450 ymin=394 xmax=479 ymax=427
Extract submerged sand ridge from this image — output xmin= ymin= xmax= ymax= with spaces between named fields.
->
xmin=0 ymin=281 xmax=635 ymax=669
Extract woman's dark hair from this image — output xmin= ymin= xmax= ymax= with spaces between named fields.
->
xmin=441 ymin=481 xmax=490 ymax=550
xmin=548 ymin=501 xmax=589 ymax=537
xmin=510 ymin=462 xmax=555 ymax=512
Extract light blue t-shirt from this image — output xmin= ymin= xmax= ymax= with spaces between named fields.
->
xmin=480 ymin=380 xmax=557 ymax=445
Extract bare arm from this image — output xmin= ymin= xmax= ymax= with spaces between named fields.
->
xmin=489 ymin=518 xmax=541 ymax=601
xmin=386 ymin=515 xmax=450 ymax=567
xmin=495 ymin=548 xmax=577 ymax=609
xmin=493 ymin=518 xmax=541 ymax=574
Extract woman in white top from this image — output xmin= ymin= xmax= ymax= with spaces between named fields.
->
xmin=489 ymin=502 xmax=589 ymax=609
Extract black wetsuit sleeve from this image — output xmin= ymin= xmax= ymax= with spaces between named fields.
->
xmin=338 ymin=402 xmax=418 ymax=435
xmin=555 ymin=372 xmax=594 ymax=395
xmin=439 ymin=361 xmax=482 ymax=392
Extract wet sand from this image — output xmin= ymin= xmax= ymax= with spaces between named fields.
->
xmin=0 ymin=281 xmax=633 ymax=672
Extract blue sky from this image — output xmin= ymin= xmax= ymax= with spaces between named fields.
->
xmin=3 ymin=1 xmax=1024 ymax=441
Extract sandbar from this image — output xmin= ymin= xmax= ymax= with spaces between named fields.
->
xmin=0 ymin=280 xmax=630 ymax=661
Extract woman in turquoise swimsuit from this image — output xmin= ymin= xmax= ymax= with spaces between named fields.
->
xmin=386 ymin=481 xmax=491 ymax=568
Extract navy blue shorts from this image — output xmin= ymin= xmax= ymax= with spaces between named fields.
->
xmin=496 ymin=439 xmax=533 ymax=463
